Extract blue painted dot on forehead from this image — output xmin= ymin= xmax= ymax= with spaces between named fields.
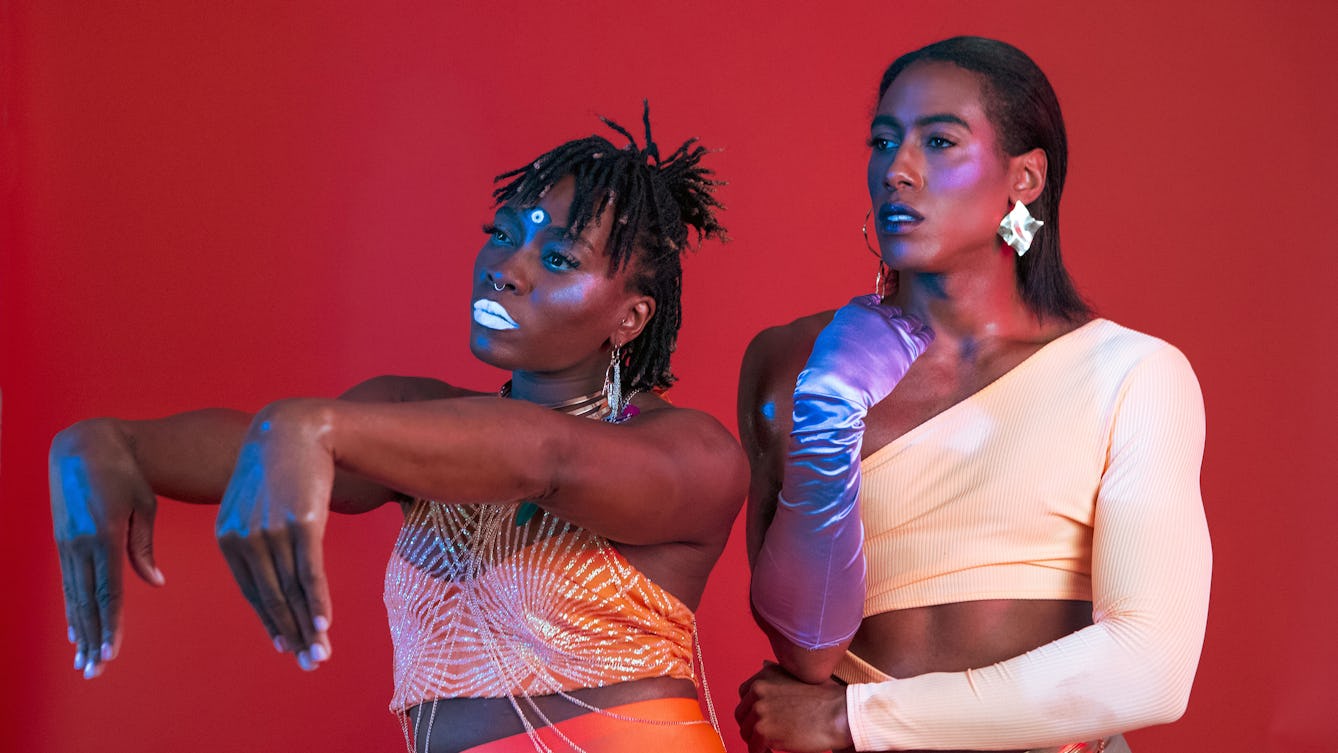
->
xmin=526 ymin=208 xmax=549 ymax=227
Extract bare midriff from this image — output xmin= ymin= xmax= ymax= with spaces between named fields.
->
xmin=842 ymin=599 xmax=1094 ymax=753
xmin=405 ymin=676 xmax=699 ymax=753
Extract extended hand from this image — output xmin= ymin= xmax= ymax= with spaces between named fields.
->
xmin=216 ymin=400 xmax=334 ymax=670
xmin=50 ymin=420 xmax=166 ymax=678
xmin=736 ymin=662 xmax=852 ymax=753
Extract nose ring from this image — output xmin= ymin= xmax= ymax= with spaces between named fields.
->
xmin=491 ymin=281 xmax=506 ymax=292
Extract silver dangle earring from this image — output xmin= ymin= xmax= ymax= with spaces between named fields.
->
xmin=603 ymin=345 xmax=625 ymax=422
xmin=864 ymin=209 xmax=893 ymax=298
xmin=998 ymin=200 xmax=1044 ymax=256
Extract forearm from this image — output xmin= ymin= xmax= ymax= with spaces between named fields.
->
xmin=313 ymin=396 xmax=561 ymax=505
xmin=54 ymin=410 xmax=251 ymax=506
xmin=846 ymin=603 xmax=1207 ymax=749
xmin=751 ymin=394 xmax=868 ymax=655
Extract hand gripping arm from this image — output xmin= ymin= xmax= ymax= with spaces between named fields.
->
xmin=752 ymin=295 xmax=932 ymax=650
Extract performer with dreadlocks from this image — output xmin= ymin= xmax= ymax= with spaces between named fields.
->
xmin=49 ymin=105 xmax=745 ymax=752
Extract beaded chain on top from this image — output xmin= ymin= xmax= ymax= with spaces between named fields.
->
xmin=383 ymin=383 xmax=720 ymax=753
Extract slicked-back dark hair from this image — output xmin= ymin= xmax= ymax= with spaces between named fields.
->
xmin=492 ymin=102 xmax=727 ymax=394
xmin=879 ymin=36 xmax=1092 ymax=321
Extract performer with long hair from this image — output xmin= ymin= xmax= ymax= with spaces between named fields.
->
xmin=51 ymin=106 xmax=746 ymax=753
xmin=737 ymin=37 xmax=1210 ymax=752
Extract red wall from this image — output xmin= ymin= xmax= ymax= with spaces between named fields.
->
xmin=3 ymin=2 xmax=1335 ymax=751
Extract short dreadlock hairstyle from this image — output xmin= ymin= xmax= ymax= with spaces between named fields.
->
xmin=491 ymin=102 xmax=727 ymax=395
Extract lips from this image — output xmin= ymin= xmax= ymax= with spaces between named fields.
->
xmin=878 ymin=203 xmax=924 ymax=233
xmin=472 ymin=299 xmax=519 ymax=331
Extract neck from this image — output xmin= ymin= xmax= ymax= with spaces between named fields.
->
xmin=507 ymin=369 xmax=605 ymax=406
xmin=890 ymin=244 xmax=1040 ymax=345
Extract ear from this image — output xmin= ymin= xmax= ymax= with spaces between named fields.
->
xmin=1007 ymin=148 xmax=1048 ymax=207
xmin=610 ymin=295 xmax=656 ymax=348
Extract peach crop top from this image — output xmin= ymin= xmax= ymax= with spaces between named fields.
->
xmin=384 ymin=499 xmax=696 ymax=712
xmin=860 ymin=318 xmax=1190 ymax=613
xmin=839 ymin=319 xmax=1211 ymax=749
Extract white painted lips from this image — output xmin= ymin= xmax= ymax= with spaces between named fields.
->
xmin=472 ymin=299 xmax=519 ymax=330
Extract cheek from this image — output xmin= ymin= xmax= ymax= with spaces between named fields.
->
xmin=867 ymin=155 xmax=888 ymax=199
xmin=545 ymin=276 xmax=603 ymax=307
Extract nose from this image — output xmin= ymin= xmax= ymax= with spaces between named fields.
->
xmin=884 ymin=144 xmax=922 ymax=193
xmin=484 ymin=270 xmax=514 ymax=293
xmin=480 ymin=247 xmax=531 ymax=294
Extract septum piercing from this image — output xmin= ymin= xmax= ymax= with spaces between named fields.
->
xmin=491 ymin=281 xmax=505 ymax=292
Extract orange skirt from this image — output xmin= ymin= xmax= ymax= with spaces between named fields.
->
xmin=460 ymin=697 xmax=725 ymax=753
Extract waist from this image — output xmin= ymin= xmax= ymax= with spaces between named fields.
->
xmin=844 ymin=598 xmax=1093 ymax=680
xmin=405 ymin=678 xmax=709 ymax=753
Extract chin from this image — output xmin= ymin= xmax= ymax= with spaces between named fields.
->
xmin=468 ymin=333 xmax=514 ymax=371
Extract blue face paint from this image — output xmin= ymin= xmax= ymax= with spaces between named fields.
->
xmin=526 ymin=207 xmax=549 ymax=228
xmin=761 ymin=401 xmax=777 ymax=421
xmin=259 ymin=420 xmax=272 ymax=432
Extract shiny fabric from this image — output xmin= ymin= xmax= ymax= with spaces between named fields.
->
xmin=752 ymin=295 xmax=931 ymax=649
xmin=385 ymin=500 xmax=696 ymax=710
xmin=459 ymin=698 xmax=726 ymax=753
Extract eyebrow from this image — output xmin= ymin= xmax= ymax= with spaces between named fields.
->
xmin=871 ymin=113 xmax=972 ymax=131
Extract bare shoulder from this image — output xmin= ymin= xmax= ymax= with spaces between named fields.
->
xmin=740 ymin=312 xmax=836 ymax=401
xmin=738 ymin=311 xmax=835 ymax=449
xmin=339 ymin=374 xmax=489 ymax=403
xmin=631 ymin=395 xmax=741 ymax=448
xmin=625 ymin=396 xmax=748 ymax=482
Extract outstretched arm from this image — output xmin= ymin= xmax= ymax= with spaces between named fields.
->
xmin=214 ymin=391 xmax=748 ymax=671
xmin=49 ymin=374 xmax=468 ymax=678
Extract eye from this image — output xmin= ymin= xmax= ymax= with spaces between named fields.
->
xmin=542 ymin=246 xmax=581 ymax=271
xmin=926 ymin=135 xmax=956 ymax=150
xmin=482 ymin=223 xmax=513 ymax=245
xmin=867 ymin=135 xmax=899 ymax=152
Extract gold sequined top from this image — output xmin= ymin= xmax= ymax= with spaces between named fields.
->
xmin=384 ymin=499 xmax=697 ymax=711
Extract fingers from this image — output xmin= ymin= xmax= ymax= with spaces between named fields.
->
xmin=221 ymin=532 xmax=303 ymax=660
xmin=62 ymin=545 xmax=102 ymax=678
xmin=91 ymin=540 xmax=123 ymax=665
xmin=218 ymin=525 xmax=330 ymax=671
xmin=269 ymin=527 xmax=324 ymax=669
xmin=219 ymin=541 xmax=285 ymax=648
xmin=125 ymin=476 xmax=165 ymax=587
xmin=293 ymin=523 xmax=332 ymax=659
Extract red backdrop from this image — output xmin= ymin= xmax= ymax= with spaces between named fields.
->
xmin=3 ymin=2 xmax=1335 ymax=751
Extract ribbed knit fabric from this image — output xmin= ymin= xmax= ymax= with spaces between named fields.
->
xmin=842 ymin=319 xmax=1211 ymax=750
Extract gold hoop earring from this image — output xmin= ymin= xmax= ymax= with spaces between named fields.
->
xmin=862 ymin=209 xmax=880 ymax=258
xmin=863 ymin=209 xmax=893 ymax=297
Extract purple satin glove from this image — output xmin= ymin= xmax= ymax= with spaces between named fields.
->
xmin=752 ymin=295 xmax=933 ymax=649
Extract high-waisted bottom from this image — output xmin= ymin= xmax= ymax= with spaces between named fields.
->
xmin=460 ymin=697 xmax=726 ymax=753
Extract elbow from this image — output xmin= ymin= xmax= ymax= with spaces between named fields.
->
xmin=1123 ymin=658 xmax=1196 ymax=730
xmin=1145 ymin=680 xmax=1192 ymax=727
